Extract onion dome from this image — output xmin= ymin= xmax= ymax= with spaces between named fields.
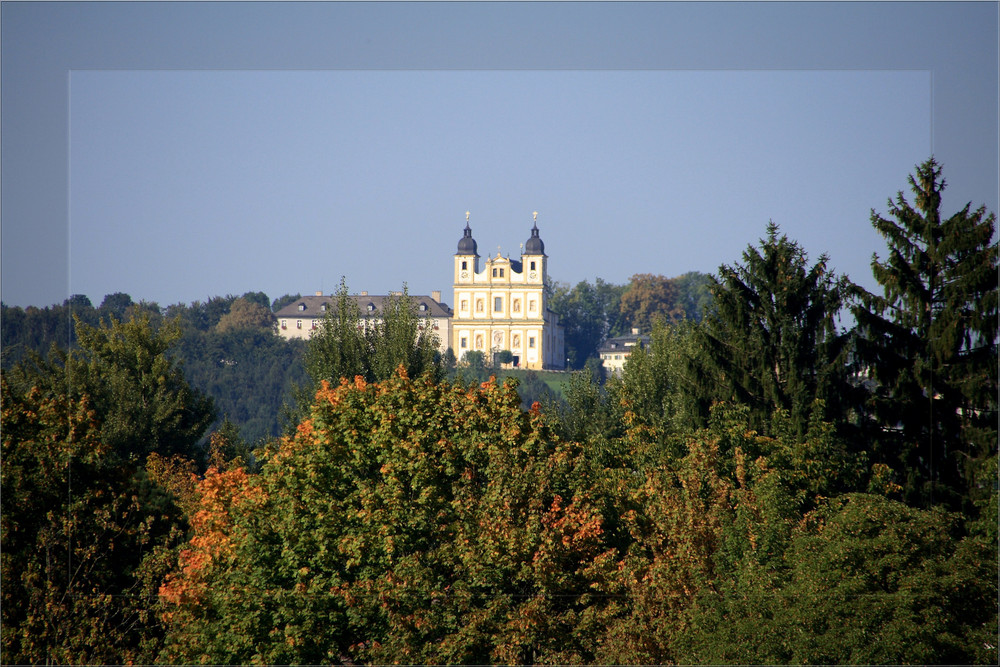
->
xmin=524 ymin=223 xmax=545 ymax=255
xmin=457 ymin=223 xmax=478 ymax=255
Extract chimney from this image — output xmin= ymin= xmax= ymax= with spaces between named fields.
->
xmin=631 ymin=327 xmax=640 ymax=335
xmin=315 ymin=291 xmax=323 ymax=296
xmin=360 ymin=291 xmax=368 ymax=296
xmin=431 ymin=290 xmax=441 ymax=302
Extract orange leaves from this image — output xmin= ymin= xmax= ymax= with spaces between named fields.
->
xmin=158 ymin=466 xmax=265 ymax=619
xmin=541 ymin=494 xmax=605 ymax=552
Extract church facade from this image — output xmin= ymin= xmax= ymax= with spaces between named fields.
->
xmin=452 ymin=216 xmax=566 ymax=370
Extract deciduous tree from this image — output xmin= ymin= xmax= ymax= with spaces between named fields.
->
xmin=1 ymin=377 xmax=187 ymax=665
xmin=158 ymin=371 xmax=620 ymax=664
xmin=5 ymin=314 xmax=215 ymax=461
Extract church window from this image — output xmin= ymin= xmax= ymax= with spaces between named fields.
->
xmin=513 ymin=299 xmax=521 ymax=313
xmin=492 ymin=268 xmax=498 ymax=277
xmin=499 ymin=268 xmax=505 ymax=277
xmin=461 ymin=260 xmax=468 ymax=270
xmin=530 ymin=261 xmax=536 ymax=270
xmin=461 ymin=337 xmax=467 ymax=349
xmin=529 ymin=336 xmax=535 ymax=349
xmin=494 ymin=296 xmax=502 ymax=312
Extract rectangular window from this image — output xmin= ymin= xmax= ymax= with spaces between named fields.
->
xmin=499 ymin=268 xmax=505 ymax=277
xmin=461 ymin=299 xmax=468 ymax=311
xmin=296 ymin=320 xmax=302 ymax=329
xmin=462 ymin=260 xmax=467 ymax=270
xmin=492 ymin=268 xmax=498 ymax=277
xmin=494 ymin=296 xmax=502 ymax=312
xmin=529 ymin=336 xmax=535 ymax=349
xmin=461 ymin=337 xmax=467 ymax=349
xmin=530 ymin=261 xmax=536 ymax=270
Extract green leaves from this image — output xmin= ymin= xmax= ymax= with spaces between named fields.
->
xmin=1 ymin=377 xmax=187 ymax=665
xmin=158 ymin=371 xmax=618 ymax=664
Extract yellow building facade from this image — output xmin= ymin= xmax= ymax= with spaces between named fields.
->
xmin=452 ymin=216 xmax=565 ymax=370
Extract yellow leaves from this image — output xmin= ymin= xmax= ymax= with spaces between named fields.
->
xmin=145 ymin=452 xmax=198 ymax=514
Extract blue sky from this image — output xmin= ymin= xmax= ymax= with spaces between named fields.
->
xmin=3 ymin=2 xmax=997 ymax=310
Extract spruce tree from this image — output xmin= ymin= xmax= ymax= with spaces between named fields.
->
xmin=852 ymin=157 xmax=997 ymax=510
xmin=692 ymin=222 xmax=854 ymax=436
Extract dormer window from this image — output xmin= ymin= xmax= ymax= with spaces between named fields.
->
xmin=367 ymin=302 xmax=376 ymax=312
xmin=321 ymin=304 xmax=327 ymax=312
xmin=419 ymin=302 xmax=427 ymax=312
xmin=297 ymin=303 xmax=306 ymax=311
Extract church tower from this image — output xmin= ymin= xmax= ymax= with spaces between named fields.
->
xmin=454 ymin=212 xmax=480 ymax=285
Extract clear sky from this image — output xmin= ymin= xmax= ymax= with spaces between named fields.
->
xmin=3 ymin=2 xmax=997 ymax=310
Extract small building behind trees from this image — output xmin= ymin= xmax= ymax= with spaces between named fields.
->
xmin=598 ymin=328 xmax=649 ymax=376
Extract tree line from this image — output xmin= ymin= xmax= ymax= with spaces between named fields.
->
xmin=1 ymin=269 xmax=709 ymax=438
xmin=1 ymin=158 xmax=996 ymax=664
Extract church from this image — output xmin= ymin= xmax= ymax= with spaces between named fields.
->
xmin=452 ymin=214 xmax=566 ymax=370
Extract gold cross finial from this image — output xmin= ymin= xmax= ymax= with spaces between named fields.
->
xmin=466 ymin=211 xmax=470 ymax=222
xmin=533 ymin=211 xmax=538 ymax=222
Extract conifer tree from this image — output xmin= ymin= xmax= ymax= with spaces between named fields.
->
xmin=852 ymin=157 xmax=997 ymax=510
xmin=691 ymin=223 xmax=854 ymax=436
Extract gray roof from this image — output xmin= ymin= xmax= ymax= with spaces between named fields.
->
xmin=275 ymin=294 xmax=453 ymax=319
xmin=597 ymin=333 xmax=650 ymax=354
